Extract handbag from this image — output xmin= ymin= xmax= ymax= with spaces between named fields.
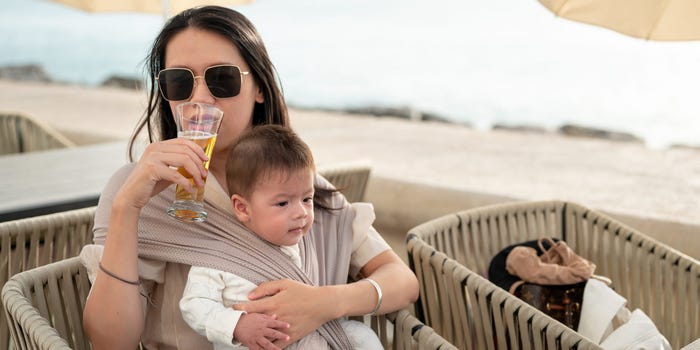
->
xmin=512 ymin=280 xmax=586 ymax=329
xmin=488 ymin=237 xmax=598 ymax=330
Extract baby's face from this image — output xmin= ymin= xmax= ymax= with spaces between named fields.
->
xmin=243 ymin=169 xmax=315 ymax=246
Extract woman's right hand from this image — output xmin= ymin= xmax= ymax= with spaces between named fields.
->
xmin=118 ymin=138 xmax=209 ymax=209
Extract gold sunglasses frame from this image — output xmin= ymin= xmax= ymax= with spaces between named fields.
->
xmin=156 ymin=64 xmax=250 ymax=101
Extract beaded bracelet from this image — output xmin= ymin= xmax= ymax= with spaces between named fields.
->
xmin=362 ymin=278 xmax=383 ymax=316
xmin=99 ymin=262 xmax=140 ymax=286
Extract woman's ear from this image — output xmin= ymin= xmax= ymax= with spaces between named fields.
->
xmin=255 ymin=87 xmax=264 ymax=104
xmin=231 ymin=194 xmax=251 ymax=222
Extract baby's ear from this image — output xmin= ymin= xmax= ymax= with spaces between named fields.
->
xmin=231 ymin=194 xmax=250 ymax=222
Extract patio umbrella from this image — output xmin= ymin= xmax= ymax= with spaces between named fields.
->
xmin=48 ymin=0 xmax=253 ymax=19
xmin=537 ymin=0 xmax=700 ymax=41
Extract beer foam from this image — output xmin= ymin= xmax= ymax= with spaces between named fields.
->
xmin=178 ymin=130 xmax=215 ymax=140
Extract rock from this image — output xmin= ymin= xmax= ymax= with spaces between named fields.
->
xmin=0 ymin=64 xmax=52 ymax=83
xmin=342 ymin=106 xmax=457 ymax=124
xmin=344 ymin=106 xmax=417 ymax=119
xmin=422 ymin=111 xmax=459 ymax=125
xmin=493 ymin=124 xmax=547 ymax=133
xmin=558 ymin=124 xmax=642 ymax=143
xmin=670 ymin=143 xmax=700 ymax=151
xmin=100 ymin=75 xmax=142 ymax=90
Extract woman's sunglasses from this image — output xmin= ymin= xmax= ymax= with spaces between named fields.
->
xmin=156 ymin=64 xmax=250 ymax=101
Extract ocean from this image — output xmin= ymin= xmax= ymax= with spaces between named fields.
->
xmin=2 ymin=0 xmax=700 ymax=149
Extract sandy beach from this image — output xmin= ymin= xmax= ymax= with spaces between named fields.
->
xmin=1 ymin=79 xmax=699 ymax=260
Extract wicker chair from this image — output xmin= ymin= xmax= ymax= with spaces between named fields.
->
xmin=0 ymin=113 xmax=75 ymax=155
xmin=318 ymin=161 xmax=371 ymax=203
xmin=0 ymin=207 xmax=96 ymax=350
xmin=2 ymin=257 xmax=455 ymax=350
xmin=407 ymin=200 xmax=700 ymax=350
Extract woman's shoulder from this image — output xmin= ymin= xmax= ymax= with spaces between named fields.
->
xmin=102 ymin=163 xmax=137 ymax=191
xmin=93 ymin=163 xmax=137 ymax=238
xmin=113 ymin=162 xmax=137 ymax=179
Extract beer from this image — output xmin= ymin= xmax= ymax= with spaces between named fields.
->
xmin=168 ymin=130 xmax=217 ymax=221
xmin=167 ymin=102 xmax=223 ymax=222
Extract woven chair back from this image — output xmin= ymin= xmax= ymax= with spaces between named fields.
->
xmin=0 ymin=207 xmax=95 ymax=350
xmin=318 ymin=161 xmax=371 ymax=203
xmin=0 ymin=113 xmax=75 ymax=155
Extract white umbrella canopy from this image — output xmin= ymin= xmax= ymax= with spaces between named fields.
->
xmin=538 ymin=0 xmax=700 ymax=41
xmin=48 ymin=0 xmax=253 ymax=18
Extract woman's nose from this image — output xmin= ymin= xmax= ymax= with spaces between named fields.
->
xmin=190 ymin=76 xmax=216 ymax=104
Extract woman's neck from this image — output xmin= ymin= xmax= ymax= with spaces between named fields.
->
xmin=208 ymin=156 xmax=229 ymax=195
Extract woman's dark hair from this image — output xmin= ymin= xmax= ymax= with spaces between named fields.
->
xmin=128 ymin=6 xmax=289 ymax=160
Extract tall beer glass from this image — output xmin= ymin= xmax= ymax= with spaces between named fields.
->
xmin=167 ymin=102 xmax=224 ymax=222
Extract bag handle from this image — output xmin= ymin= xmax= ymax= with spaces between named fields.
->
xmin=537 ymin=237 xmax=557 ymax=254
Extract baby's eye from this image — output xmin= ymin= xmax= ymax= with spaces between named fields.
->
xmin=276 ymin=201 xmax=289 ymax=207
xmin=303 ymin=197 xmax=313 ymax=204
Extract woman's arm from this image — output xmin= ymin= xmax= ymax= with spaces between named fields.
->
xmin=342 ymin=249 xmax=419 ymax=316
xmin=237 ymin=197 xmax=418 ymax=345
xmin=83 ymin=139 xmax=209 ymax=349
xmin=83 ymin=200 xmax=145 ymax=349
xmin=237 ymin=250 xmax=419 ymax=345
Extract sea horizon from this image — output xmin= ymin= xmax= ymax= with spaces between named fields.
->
xmin=2 ymin=0 xmax=700 ymax=149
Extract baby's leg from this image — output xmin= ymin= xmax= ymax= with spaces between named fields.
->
xmin=340 ymin=319 xmax=383 ymax=350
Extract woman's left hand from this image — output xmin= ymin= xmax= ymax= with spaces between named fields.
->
xmin=233 ymin=279 xmax=338 ymax=346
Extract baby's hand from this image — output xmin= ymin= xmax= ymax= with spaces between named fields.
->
xmin=234 ymin=313 xmax=290 ymax=350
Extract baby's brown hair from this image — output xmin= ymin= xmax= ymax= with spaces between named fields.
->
xmin=226 ymin=125 xmax=315 ymax=199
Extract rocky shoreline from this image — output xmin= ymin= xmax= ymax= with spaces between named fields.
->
xmin=1 ymin=64 xmax=694 ymax=149
xmin=0 ymin=64 xmax=142 ymax=90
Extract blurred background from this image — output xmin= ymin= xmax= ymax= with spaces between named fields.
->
xmin=2 ymin=0 xmax=700 ymax=149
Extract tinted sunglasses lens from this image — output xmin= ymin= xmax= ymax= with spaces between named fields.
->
xmin=159 ymin=69 xmax=193 ymax=101
xmin=205 ymin=66 xmax=241 ymax=98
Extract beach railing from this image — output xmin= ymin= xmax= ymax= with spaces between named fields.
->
xmin=407 ymin=200 xmax=700 ymax=349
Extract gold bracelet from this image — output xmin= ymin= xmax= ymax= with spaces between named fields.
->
xmin=99 ymin=262 xmax=140 ymax=286
xmin=362 ymin=278 xmax=383 ymax=316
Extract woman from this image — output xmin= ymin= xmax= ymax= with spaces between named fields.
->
xmin=82 ymin=6 xmax=418 ymax=350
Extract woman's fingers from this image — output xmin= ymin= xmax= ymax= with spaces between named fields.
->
xmin=120 ymin=138 xmax=212 ymax=208
xmin=235 ymin=280 xmax=289 ymax=315
xmin=247 ymin=279 xmax=287 ymax=300
xmin=152 ymin=138 xmax=208 ymax=163
xmin=143 ymin=139 xmax=209 ymax=187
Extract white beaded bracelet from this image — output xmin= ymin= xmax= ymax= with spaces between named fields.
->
xmin=363 ymin=278 xmax=383 ymax=316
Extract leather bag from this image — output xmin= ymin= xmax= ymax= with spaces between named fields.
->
xmin=488 ymin=238 xmax=595 ymax=330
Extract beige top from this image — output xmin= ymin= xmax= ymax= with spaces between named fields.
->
xmin=83 ymin=163 xmax=390 ymax=349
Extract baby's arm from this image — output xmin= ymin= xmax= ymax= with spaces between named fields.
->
xmin=180 ymin=266 xmax=288 ymax=349
xmin=180 ymin=266 xmax=245 ymax=348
